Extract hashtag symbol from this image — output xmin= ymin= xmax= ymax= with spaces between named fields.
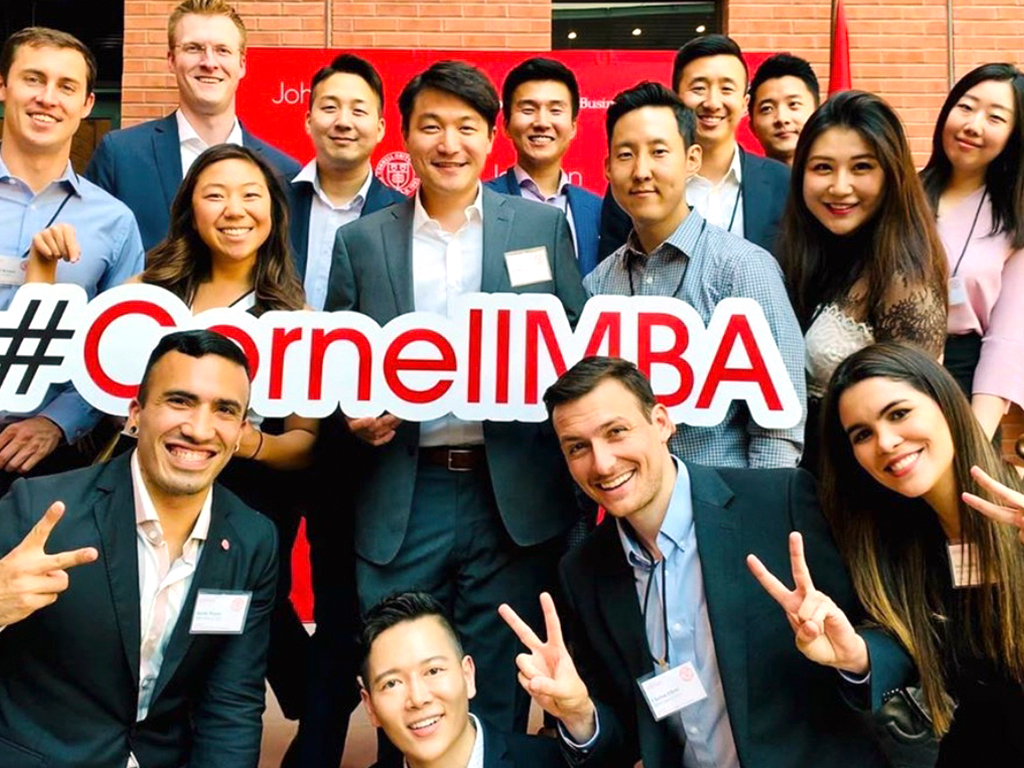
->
xmin=0 ymin=299 xmax=75 ymax=395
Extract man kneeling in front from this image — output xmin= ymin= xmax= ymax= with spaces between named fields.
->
xmin=0 ymin=329 xmax=277 ymax=767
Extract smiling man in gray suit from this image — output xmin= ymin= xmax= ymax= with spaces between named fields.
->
xmin=324 ymin=60 xmax=586 ymax=737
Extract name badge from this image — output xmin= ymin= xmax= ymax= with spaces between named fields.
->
xmin=0 ymin=255 xmax=27 ymax=287
xmin=190 ymin=589 xmax=252 ymax=634
xmin=948 ymin=277 xmax=968 ymax=307
xmin=637 ymin=661 xmax=707 ymax=721
xmin=947 ymin=542 xmax=984 ymax=588
xmin=504 ymin=246 xmax=553 ymax=287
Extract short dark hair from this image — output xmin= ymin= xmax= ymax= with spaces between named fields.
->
xmin=501 ymin=57 xmax=581 ymax=123
xmin=605 ymin=81 xmax=696 ymax=148
xmin=0 ymin=27 xmax=98 ymax=96
xmin=359 ymin=592 xmax=464 ymax=685
xmin=544 ymin=356 xmax=658 ymax=422
xmin=671 ymin=34 xmax=747 ymax=95
xmin=137 ymin=329 xmax=251 ymax=404
xmin=398 ymin=60 xmax=500 ymax=134
xmin=309 ymin=53 xmax=385 ymax=112
xmin=748 ymin=53 xmax=821 ymax=116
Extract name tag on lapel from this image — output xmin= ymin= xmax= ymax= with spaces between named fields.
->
xmin=190 ymin=589 xmax=252 ymax=634
xmin=504 ymin=246 xmax=552 ymax=287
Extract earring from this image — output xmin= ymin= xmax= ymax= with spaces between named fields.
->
xmin=128 ymin=424 xmax=138 ymax=435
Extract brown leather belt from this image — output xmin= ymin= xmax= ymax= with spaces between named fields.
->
xmin=418 ymin=445 xmax=487 ymax=472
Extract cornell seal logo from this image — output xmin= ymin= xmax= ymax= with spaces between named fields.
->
xmin=375 ymin=151 xmax=419 ymax=196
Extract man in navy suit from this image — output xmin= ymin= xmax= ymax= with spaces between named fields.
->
xmin=0 ymin=330 xmax=277 ymax=768
xmin=599 ymin=35 xmax=790 ymax=260
xmin=486 ymin=58 xmax=602 ymax=277
xmin=361 ymin=592 xmax=565 ymax=768
xmin=85 ymin=0 xmax=299 ymax=251
xmin=501 ymin=357 xmax=888 ymax=768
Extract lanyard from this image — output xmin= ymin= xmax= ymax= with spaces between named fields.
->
xmin=639 ymin=542 xmax=671 ymax=669
xmin=19 ymin=191 xmax=74 ymax=259
xmin=725 ymin=180 xmax=743 ymax=234
xmin=950 ymin=189 xmax=986 ymax=278
xmin=626 ymin=218 xmax=707 ymax=297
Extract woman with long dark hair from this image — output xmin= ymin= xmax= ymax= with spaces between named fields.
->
xmin=779 ymin=91 xmax=948 ymax=471
xmin=749 ymin=342 xmax=1024 ymax=764
xmin=920 ymin=63 xmax=1024 ymax=439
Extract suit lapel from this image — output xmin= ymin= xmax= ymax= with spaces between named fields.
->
xmin=482 ymin=720 xmax=513 ymax=768
xmin=688 ymin=463 xmax=749 ymax=754
xmin=501 ymin=168 xmax=521 ymax=197
xmin=290 ymin=185 xmax=312 ymax=279
xmin=738 ymin=147 xmax=767 ymax=247
xmin=363 ymin=176 xmax=388 ymax=215
xmin=481 ymin=188 xmax=514 ymax=293
xmin=153 ymin=115 xmax=183 ymax=215
xmin=149 ymin=493 xmax=235 ymax=705
xmin=591 ymin=524 xmax=651 ymax=680
xmin=382 ymin=202 xmax=415 ymax=315
xmin=94 ymin=454 xmax=142 ymax=688
xmin=565 ymin=185 xmax=596 ymax=275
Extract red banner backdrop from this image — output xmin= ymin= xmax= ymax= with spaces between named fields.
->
xmin=237 ymin=47 xmax=772 ymax=621
xmin=238 ymin=48 xmax=772 ymax=197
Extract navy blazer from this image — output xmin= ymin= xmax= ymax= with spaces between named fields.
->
xmin=485 ymin=167 xmax=603 ymax=276
xmin=286 ymin=171 xmax=407 ymax=280
xmin=559 ymin=465 xmax=889 ymax=768
xmin=85 ymin=113 xmax=301 ymax=252
xmin=597 ymin=146 xmax=790 ymax=259
xmin=0 ymin=453 xmax=278 ymax=768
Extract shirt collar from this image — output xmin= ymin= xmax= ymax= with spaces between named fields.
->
xmin=131 ymin=449 xmax=213 ymax=546
xmin=513 ymin=164 xmax=569 ymax=197
xmin=293 ymin=160 xmax=373 ymax=211
xmin=624 ymin=208 xmax=706 ymax=263
xmin=693 ymin=143 xmax=742 ymax=187
xmin=403 ymin=713 xmax=484 ymax=768
xmin=413 ymin=183 xmax=484 ymax=233
xmin=0 ymin=152 xmax=81 ymax=196
xmin=175 ymin=108 xmax=243 ymax=148
xmin=616 ymin=456 xmax=692 ymax=566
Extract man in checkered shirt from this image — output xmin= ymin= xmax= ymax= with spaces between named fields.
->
xmin=588 ymin=82 xmax=806 ymax=469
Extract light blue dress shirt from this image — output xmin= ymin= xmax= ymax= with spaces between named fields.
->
xmin=0 ymin=156 xmax=144 ymax=440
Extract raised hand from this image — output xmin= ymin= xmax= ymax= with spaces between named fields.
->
xmin=963 ymin=465 xmax=1024 ymax=544
xmin=746 ymin=532 xmax=868 ymax=675
xmin=26 ymin=223 xmax=80 ymax=284
xmin=499 ymin=592 xmax=596 ymax=742
xmin=0 ymin=502 xmax=98 ymax=627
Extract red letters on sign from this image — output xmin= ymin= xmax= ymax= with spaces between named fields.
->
xmin=383 ymin=329 xmax=457 ymax=404
xmin=697 ymin=314 xmax=783 ymax=410
xmin=84 ymin=300 xmax=177 ymax=398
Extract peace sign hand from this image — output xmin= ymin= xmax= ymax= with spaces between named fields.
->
xmin=746 ymin=532 xmax=869 ymax=675
xmin=0 ymin=502 xmax=98 ymax=627
xmin=499 ymin=592 xmax=597 ymax=742
xmin=963 ymin=465 xmax=1024 ymax=544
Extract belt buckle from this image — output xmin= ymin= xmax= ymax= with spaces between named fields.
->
xmin=447 ymin=448 xmax=474 ymax=472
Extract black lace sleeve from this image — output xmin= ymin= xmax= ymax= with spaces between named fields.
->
xmin=874 ymin=280 xmax=947 ymax=358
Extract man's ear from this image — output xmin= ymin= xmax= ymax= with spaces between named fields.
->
xmin=126 ymin=398 xmax=142 ymax=434
xmin=461 ymin=654 xmax=477 ymax=701
xmin=359 ymin=680 xmax=381 ymax=728
xmin=685 ymin=143 xmax=703 ymax=181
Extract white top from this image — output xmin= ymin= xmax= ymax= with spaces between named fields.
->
xmin=294 ymin=160 xmax=373 ymax=310
xmin=805 ymin=302 xmax=874 ymax=398
xmin=687 ymin=144 xmax=744 ymax=238
xmin=411 ymin=185 xmax=485 ymax=447
xmin=175 ymin=109 xmax=243 ymax=177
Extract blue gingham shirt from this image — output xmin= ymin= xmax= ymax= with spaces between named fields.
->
xmin=583 ymin=210 xmax=805 ymax=468
xmin=0 ymin=156 xmax=144 ymax=440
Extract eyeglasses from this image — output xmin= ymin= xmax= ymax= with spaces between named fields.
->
xmin=174 ymin=42 xmax=239 ymax=60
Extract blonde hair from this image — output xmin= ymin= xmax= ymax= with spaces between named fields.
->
xmin=168 ymin=0 xmax=247 ymax=51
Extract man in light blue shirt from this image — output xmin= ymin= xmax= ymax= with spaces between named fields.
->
xmin=0 ymin=27 xmax=144 ymax=492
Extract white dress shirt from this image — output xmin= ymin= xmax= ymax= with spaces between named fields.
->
xmin=127 ymin=450 xmax=212 ymax=767
xmin=411 ymin=185 xmax=485 ymax=447
xmin=687 ymin=144 xmax=744 ymax=238
xmin=293 ymin=161 xmax=372 ymax=309
xmin=175 ymin=109 xmax=244 ymax=177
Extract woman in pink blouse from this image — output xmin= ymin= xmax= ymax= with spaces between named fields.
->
xmin=921 ymin=64 xmax=1024 ymax=439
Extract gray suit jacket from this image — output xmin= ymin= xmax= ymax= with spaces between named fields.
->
xmin=324 ymin=187 xmax=587 ymax=564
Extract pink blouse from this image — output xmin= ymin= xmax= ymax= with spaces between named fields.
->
xmin=940 ymin=186 xmax=1024 ymax=408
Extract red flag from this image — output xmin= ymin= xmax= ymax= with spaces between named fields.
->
xmin=829 ymin=0 xmax=852 ymax=95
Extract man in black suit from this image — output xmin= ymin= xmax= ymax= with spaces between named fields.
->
xmin=598 ymin=35 xmax=790 ymax=260
xmin=501 ymin=357 xmax=888 ymax=767
xmin=0 ymin=329 xmax=277 ymax=767
xmin=361 ymin=592 xmax=565 ymax=768
xmin=325 ymin=60 xmax=586 ymax=736
xmin=85 ymin=0 xmax=299 ymax=251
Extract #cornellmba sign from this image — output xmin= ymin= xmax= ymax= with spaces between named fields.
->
xmin=0 ymin=284 xmax=801 ymax=429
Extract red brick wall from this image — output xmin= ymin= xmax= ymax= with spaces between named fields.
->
xmin=122 ymin=0 xmax=551 ymax=126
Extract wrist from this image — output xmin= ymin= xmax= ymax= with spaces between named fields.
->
xmin=560 ymin=700 xmax=597 ymax=743
xmin=840 ymin=636 xmax=870 ymax=676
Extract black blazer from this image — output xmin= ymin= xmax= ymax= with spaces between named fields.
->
xmin=559 ymin=464 xmax=889 ymax=768
xmin=0 ymin=453 xmax=278 ymax=768
xmin=286 ymin=171 xmax=407 ymax=280
xmin=85 ymin=113 xmax=301 ymax=251
xmin=597 ymin=146 xmax=790 ymax=259
xmin=370 ymin=718 xmax=565 ymax=767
